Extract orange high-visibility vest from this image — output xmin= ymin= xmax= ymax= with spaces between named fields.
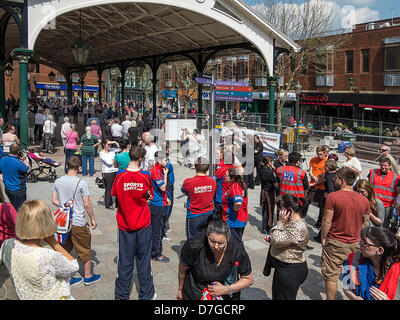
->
xmin=277 ymin=165 xmax=306 ymax=198
xmin=369 ymin=169 xmax=399 ymax=208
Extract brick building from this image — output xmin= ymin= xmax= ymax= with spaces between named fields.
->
xmin=295 ymin=17 xmax=400 ymax=127
xmin=4 ymin=62 xmax=102 ymax=102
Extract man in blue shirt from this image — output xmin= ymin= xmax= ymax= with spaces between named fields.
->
xmin=0 ymin=143 xmax=30 ymax=210
xmin=149 ymin=151 xmax=170 ymax=263
xmin=164 ymin=148 xmax=175 ymax=240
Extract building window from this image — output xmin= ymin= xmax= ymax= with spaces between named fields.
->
xmin=237 ymin=60 xmax=249 ymax=77
xmin=315 ymin=51 xmax=333 ymax=74
xmin=361 ymin=49 xmax=370 ymax=73
xmin=346 ymin=51 xmax=354 ymax=73
xmin=385 ymin=46 xmax=400 ymax=71
xmin=255 ymin=55 xmax=267 ymax=76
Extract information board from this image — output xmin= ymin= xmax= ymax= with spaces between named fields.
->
xmin=165 ymin=119 xmax=198 ymax=141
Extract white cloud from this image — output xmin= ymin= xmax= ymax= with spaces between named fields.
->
xmin=338 ymin=4 xmax=380 ymax=29
xmin=252 ymin=0 xmax=380 ymax=33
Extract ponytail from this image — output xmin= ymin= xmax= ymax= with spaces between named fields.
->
xmin=276 ymin=193 xmax=309 ymax=218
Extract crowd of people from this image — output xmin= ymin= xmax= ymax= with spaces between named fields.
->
xmin=1 ymin=96 xmax=400 ymax=301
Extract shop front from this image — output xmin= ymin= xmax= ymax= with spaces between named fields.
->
xmin=35 ymin=82 xmax=99 ymax=101
xmin=299 ymin=92 xmax=400 ymax=129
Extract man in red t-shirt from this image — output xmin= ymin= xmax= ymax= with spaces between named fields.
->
xmin=111 ymin=146 xmax=156 ymax=300
xmin=181 ymin=157 xmax=216 ymax=239
xmin=321 ymin=167 xmax=370 ymax=300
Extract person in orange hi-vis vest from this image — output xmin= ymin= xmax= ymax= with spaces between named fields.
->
xmin=368 ymin=157 xmax=400 ymax=229
xmin=277 ymin=151 xmax=309 ymax=199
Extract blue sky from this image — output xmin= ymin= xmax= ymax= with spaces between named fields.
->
xmin=245 ymin=0 xmax=400 ymax=30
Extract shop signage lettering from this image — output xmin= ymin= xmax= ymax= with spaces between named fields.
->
xmin=301 ymin=94 xmax=328 ymax=103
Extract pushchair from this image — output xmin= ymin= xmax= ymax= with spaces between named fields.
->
xmin=26 ymin=149 xmax=61 ymax=183
xmin=299 ymin=132 xmax=314 ymax=152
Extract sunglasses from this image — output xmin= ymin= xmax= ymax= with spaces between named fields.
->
xmin=360 ymin=238 xmax=379 ymax=249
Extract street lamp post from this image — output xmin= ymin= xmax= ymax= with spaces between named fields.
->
xmin=295 ymin=81 xmax=302 ymax=151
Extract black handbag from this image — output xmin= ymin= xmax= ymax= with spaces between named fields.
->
xmin=95 ymin=176 xmax=106 ymax=189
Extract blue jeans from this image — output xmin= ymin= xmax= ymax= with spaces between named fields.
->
xmin=64 ymin=148 xmax=76 ymax=173
xmin=81 ymin=155 xmax=95 ymax=176
xmin=186 ymin=213 xmax=212 ymax=240
xmin=115 ymin=226 xmax=155 ymax=300
xmin=149 ymin=203 xmax=166 ymax=259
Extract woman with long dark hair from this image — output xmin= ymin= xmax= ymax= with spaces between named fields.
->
xmin=354 ymin=179 xmax=385 ymax=227
xmin=221 ymin=167 xmax=248 ymax=242
xmin=264 ymin=193 xmax=310 ymax=300
xmin=341 ymin=227 xmax=400 ymax=300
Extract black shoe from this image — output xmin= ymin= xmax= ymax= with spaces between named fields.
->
xmin=313 ymin=235 xmax=321 ymax=243
xmin=105 ymin=206 xmax=114 ymax=210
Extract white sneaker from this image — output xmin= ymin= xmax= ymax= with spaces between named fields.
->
xmin=162 ymin=236 xmax=171 ymax=242
xmin=166 ymin=229 xmax=172 ymax=235
xmin=151 ymin=292 xmax=157 ymax=300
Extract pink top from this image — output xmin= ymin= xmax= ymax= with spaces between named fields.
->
xmin=90 ymin=124 xmax=101 ymax=138
xmin=0 ymin=202 xmax=18 ymax=247
xmin=65 ymin=130 xmax=79 ymax=150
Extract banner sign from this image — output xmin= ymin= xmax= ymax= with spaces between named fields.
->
xmin=221 ymin=126 xmax=281 ymax=156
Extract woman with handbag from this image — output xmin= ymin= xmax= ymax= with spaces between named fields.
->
xmin=264 ymin=193 xmax=310 ymax=300
xmin=64 ymin=124 xmax=79 ymax=174
xmin=99 ymin=139 xmax=119 ymax=209
xmin=177 ymin=215 xmax=253 ymax=300
xmin=42 ymin=115 xmax=57 ymax=153
xmin=0 ymin=200 xmax=79 ymax=300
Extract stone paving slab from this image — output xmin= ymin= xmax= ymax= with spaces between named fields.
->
xmin=0 ymin=140 xmax=379 ymax=300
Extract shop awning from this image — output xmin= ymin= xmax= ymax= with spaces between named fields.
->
xmin=359 ymin=104 xmax=400 ymax=110
xmin=300 ymin=101 xmax=353 ymax=107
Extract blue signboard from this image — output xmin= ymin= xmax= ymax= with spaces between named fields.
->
xmin=162 ymin=89 xmax=177 ymax=98
xmin=35 ymin=83 xmax=99 ymax=92
xmin=215 ymin=90 xmax=252 ymax=97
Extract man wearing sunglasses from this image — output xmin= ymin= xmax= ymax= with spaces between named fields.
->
xmin=376 ymin=145 xmax=400 ymax=175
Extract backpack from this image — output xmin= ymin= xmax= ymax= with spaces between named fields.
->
xmin=53 ymin=179 xmax=81 ymax=244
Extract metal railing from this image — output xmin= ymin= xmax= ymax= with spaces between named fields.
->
xmin=156 ymin=112 xmax=400 ymax=158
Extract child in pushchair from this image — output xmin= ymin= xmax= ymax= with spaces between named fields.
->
xmin=26 ymin=149 xmax=61 ymax=183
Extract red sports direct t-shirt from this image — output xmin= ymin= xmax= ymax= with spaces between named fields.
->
xmin=111 ymin=170 xmax=153 ymax=231
xmin=181 ymin=175 xmax=217 ymax=218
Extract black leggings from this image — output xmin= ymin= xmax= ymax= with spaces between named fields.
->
xmin=103 ymin=172 xmax=116 ymax=207
xmin=272 ymin=257 xmax=308 ymax=300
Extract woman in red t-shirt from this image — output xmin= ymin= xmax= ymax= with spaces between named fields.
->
xmin=222 ymin=168 xmax=248 ymax=242
xmin=0 ymin=184 xmax=18 ymax=247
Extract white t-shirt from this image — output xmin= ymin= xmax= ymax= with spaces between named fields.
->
xmin=53 ymin=175 xmax=91 ymax=227
xmin=61 ymin=123 xmax=71 ymax=139
xmin=111 ymin=124 xmax=123 ymax=137
xmin=143 ymin=144 xmax=158 ymax=171
xmin=342 ymin=157 xmax=362 ymax=178
xmin=99 ymin=151 xmax=118 ymax=173
xmin=43 ymin=120 xmax=57 ymax=134
xmin=121 ymin=120 xmax=131 ymax=134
